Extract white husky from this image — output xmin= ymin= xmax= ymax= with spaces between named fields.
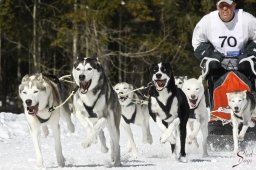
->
xmin=72 ymin=57 xmax=121 ymax=167
xmin=182 ymin=76 xmax=208 ymax=157
xmin=19 ymin=73 xmax=75 ymax=168
xmin=113 ymin=82 xmax=153 ymax=157
xmin=226 ymin=90 xmax=256 ymax=154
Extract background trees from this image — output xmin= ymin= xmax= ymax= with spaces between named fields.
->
xmin=0 ymin=0 xmax=255 ymax=113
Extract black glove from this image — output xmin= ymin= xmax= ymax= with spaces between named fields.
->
xmin=194 ymin=42 xmax=224 ymax=62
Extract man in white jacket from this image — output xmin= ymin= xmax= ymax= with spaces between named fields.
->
xmin=192 ymin=0 xmax=256 ymax=107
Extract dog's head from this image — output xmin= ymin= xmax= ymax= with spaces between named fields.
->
xmin=182 ymin=76 xmax=204 ymax=108
xmin=226 ymin=90 xmax=247 ymax=114
xmin=19 ymin=73 xmax=50 ymax=115
xmin=114 ymin=82 xmax=134 ymax=106
xmin=72 ymin=57 xmax=102 ymax=94
xmin=175 ymin=76 xmax=188 ymax=89
xmin=150 ymin=62 xmax=175 ymax=91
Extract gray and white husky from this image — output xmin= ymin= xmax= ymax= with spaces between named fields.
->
xmin=182 ymin=76 xmax=208 ymax=157
xmin=226 ymin=90 xmax=256 ymax=153
xmin=114 ymin=82 xmax=153 ymax=157
xmin=19 ymin=73 xmax=75 ymax=168
xmin=72 ymin=57 xmax=121 ymax=167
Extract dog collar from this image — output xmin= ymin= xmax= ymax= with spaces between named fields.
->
xmin=234 ymin=113 xmax=243 ymax=120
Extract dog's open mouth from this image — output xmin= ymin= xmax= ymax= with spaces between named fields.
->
xmin=154 ymin=79 xmax=166 ymax=90
xmin=189 ymin=98 xmax=198 ymax=108
xmin=27 ymin=103 xmax=39 ymax=115
xmin=79 ymin=80 xmax=92 ymax=94
xmin=119 ymin=95 xmax=128 ymax=102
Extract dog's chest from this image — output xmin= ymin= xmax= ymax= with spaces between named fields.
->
xmin=150 ymin=94 xmax=178 ymax=120
xmin=76 ymin=91 xmax=105 ymax=117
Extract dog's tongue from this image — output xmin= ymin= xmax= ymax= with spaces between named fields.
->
xmin=156 ymin=80 xmax=166 ymax=87
xmin=189 ymin=99 xmax=197 ymax=108
xmin=27 ymin=104 xmax=39 ymax=115
xmin=79 ymin=81 xmax=90 ymax=93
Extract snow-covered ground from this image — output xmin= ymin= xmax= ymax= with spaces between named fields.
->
xmin=0 ymin=112 xmax=256 ymax=170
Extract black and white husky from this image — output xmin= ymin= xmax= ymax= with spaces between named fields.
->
xmin=19 ymin=73 xmax=75 ymax=168
xmin=114 ymin=82 xmax=153 ymax=157
xmin=226 ymin=90 xmax=256 ymax=154
xmin=72 ymin=57 xmax=121 ymax=166
xmin=148 ymin=62 xmax=189 ymax=162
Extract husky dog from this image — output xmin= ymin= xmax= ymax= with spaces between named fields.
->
xmin=174 ymin=76 xmax=188 ymax=88
xmin=226 ymin=90 xmax=256 ymax=153
xmin=182 ymin=76 xmax=208 ymax=157
xmin=113 ymin=82 xmax=153 ymax=157
xmin=72 ymin=57 xmax=121 ymax=167
xmin=19 ymin=73 xmax=75 ymax=168
xmin=148 ymin=62 xmax=189 ymax=162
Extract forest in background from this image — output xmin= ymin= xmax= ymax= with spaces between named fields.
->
xmin=0 ymin=0 xmax=255 ymax=113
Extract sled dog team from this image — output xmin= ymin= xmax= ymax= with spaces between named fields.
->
xmin=18 ymin=57 xmax=255 ymax=168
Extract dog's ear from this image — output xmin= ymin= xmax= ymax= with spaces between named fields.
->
xmin=198 ymin=75 xmax=203 ymax=82
xmin=242 ymin=90 xmax=247 ymax=99
xmin=21 ymin=74 xmax=29 ymax=83
xmin=226 ymin=92 xmax=231 ymax=101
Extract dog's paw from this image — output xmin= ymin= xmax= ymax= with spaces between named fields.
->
xmin=238 ymin=135 xmax=244 ymax=141
xmin=82 ymin=139 xmax=93 ymax=148
xmin=179 ymin=156 xmax=188 ymax=163
xmin=160 ymin=132 xmax=170 ymax=143
xmin=101 ymin=145 xmax=109 ymax=153
xmin=57 ymin=156 xmax=65 ymax=167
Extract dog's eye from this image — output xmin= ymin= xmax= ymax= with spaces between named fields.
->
xmin=161 ymin=68 xmax=167 ymax=72
xmin=34 ymin=91 xmax=38 ymax=94
xmin=153 ymin=67 xmax=158 ymax=72
xmin=196 ymin=88 xmax=199 ymax=90
xmin=124 ymin=87 xmax=127 ymax=89
xmin=23 ymin=91 xmax=27 ymax=94
xmin=115 ymin=88 xmax=119 ymax=91
xmin=87 ymin=68 xmax=92 ymax=71
xmin=76 ymin=68 xmax=81 ymax=71
xmin=187 ymin=88 xmax=190 ymax=90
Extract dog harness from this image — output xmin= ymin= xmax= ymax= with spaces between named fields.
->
xmin=189 ymin=100 xmax=201 ymax=119
xmin=121 ymin=104 xmax=137 ymax=124
xmin=82 ymin=90 xmax=104 ymax=118
xmin=155 ymin=94 xmax=175 ymax=121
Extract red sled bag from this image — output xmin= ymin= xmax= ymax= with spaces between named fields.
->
xmin=211 ymin=71 xmax=252 ymax=121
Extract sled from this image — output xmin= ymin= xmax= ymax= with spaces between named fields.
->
xmin=210 ymin=71 xmax=252 ymax=122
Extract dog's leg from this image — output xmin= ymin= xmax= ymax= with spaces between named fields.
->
xmin=179 ymin=116 xmax=188 ymax=163
xmin=98 ymin=130 xmax=109 ymax=153
xmin=189 ymin=120 xmax=200 ymax=141
xmin=42 ymin=125 xmax=49 ymax=138
xmin=121 ymin=121 xmax=138 ymax=157
xmin=82 ymin=117 xmax=106 ymax=148
xmin=160 ymin=118 xmax=180 ymax=143
xmin=232 ymin=117 xmax=239 ymax=154
xmin=61 ymin=106 xmax=75 ymax=133
xmin=186 ymin=120 xmax=193 ymax=144
xmin=106 ymin=114 xmax=121 ymax=167
xmin=142 ymin=117 xmax=153 ymax=144
xmin=200 ymin=119 xmax=209 ymax=157
xmin=238 ymin=125 xmax=249 ymax=141
xmin=26 ymin=115 xmax=44 ymax=167
xmin=50 ymin=121 xmax=65 ymax=167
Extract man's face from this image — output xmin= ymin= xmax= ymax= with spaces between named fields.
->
xmin=217 ymin=2 xmax=236 ymax=22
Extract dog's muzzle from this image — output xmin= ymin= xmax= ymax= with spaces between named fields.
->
xmin=118 ymin=92 xmax=128 ymax=102
xmin=79 ymin=80 xmax=91 ymax=94
xmin=189 ymin=95 xmax=198 ymax=108
xmin=26 ymin=103 xmax=39 ymax=115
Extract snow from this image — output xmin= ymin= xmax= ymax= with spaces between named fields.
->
xmin=0 ymin=112 xmax=256 ymax=170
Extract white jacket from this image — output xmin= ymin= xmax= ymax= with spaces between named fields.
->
xmin=192 ymin=9 xmax=256 ymax=57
